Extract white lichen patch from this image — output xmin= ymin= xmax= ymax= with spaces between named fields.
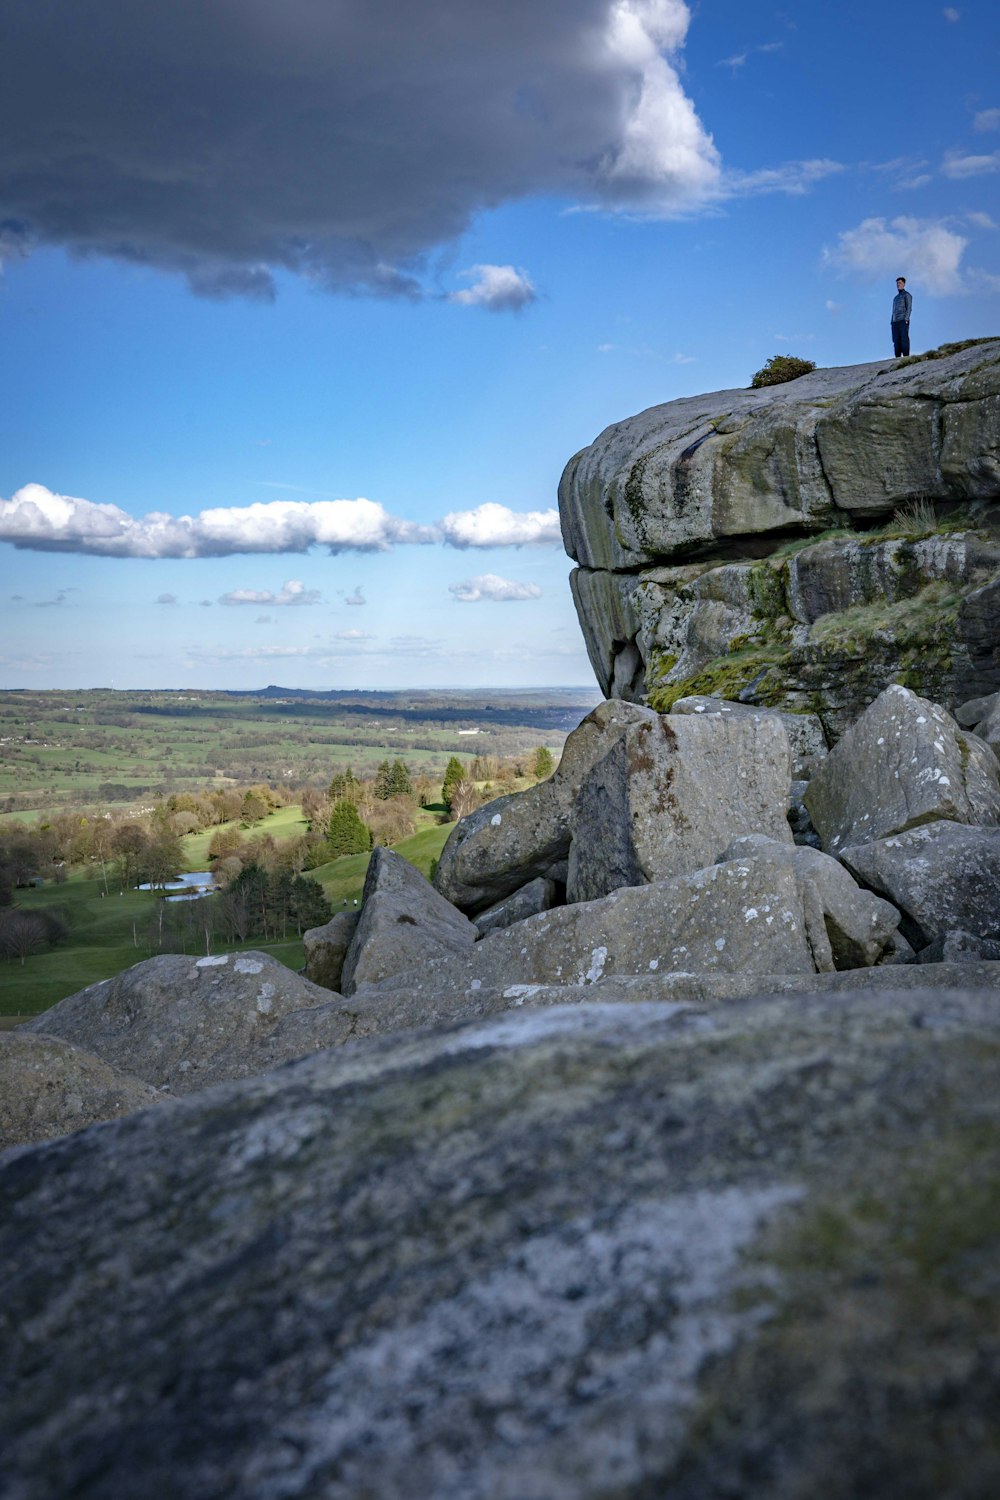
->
xmin=256 ymin=983 xmax=276 ymax=1015
xmin=235 ymin=957 xmax=264 ymax=975
xmin=196 ymin=955 xmax=228 ymax=968
xmin=490 ymin=814 xmax=502 ymax=827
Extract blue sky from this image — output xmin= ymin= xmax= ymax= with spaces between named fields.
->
xmin=1 ymin=0 xmax=998 ymax=691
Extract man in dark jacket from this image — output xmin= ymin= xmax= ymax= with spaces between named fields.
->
xmin=891 ymin=276 xmax=912 ymax=357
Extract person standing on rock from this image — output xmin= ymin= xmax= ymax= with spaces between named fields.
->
xmin=891 ymin=276 xmax=912 ymax=357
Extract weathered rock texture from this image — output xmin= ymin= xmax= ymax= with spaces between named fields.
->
xmin=24 ymin=951 xmax=351 ymax=1094
xmin=841 ymin=820 xmax=1000 ymax=953
xmin=0 ymin=1032 xmax=161 ymax=1150
xmin=302 ymin=910 xmax=360 ymax=992
xmin=566 ymin=712 xmax=793 ymax=902
xmin=804 ymin=684 xmax=1000 ymax=851
xmin=434 ymin=698 xmax=654 ymax=912
xmin=340 ymin=848 xmax=477 ymax=995
xmin=560 ymin=342 xmax=1000 ymax=731
xmin=5 ymin=991 xmax=1000 ymax=1499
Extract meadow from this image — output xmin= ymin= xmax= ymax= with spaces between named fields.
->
xmin=0 ymin=686 xmax=595 ymax=815
xmin=0 ymin=804 xmax=454 ymax=1019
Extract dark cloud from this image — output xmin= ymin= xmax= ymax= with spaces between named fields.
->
xmin=0 ymin=1 xmax=719 ymax=298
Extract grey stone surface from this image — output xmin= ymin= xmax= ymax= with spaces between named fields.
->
xmin=5 ymin=989 xmax=1000 ymax=1499
xmin=0 ymin=1032 xmax=162 ymax=1150
xmin=804 ymin=684 xmax=1000 ymax=852
xmin=670 ymin=695 xmax=827 ymax=778
xmin=433 ymin=698 xmax=654 ymax=912
xmin=917 ymin=930 xmax=1000 ymax=964
xmin=567 ymin=713 xmax=793 ymax=903
xmin=955 ymin=689 xmax=1000 ymax=728
xmin=473 ymin=878 xmax=559 ymax=937
xmin=302 ymin=910 xmax=360 ymax=991
xmin=840 ymin=819 xmax=1000 ymax=952
xmin=720 ymin=835 xmax=900 ymax=970
xmin=25 ymin=951 xmax=348 ymax=1094
xmin=341 ymin=847 xmax=477 ymax=996
xmin=364 ymin=852 xmax=850 ymax=1005
xmin=561 ymin=342 xmax=1000 ymax=574
xmin=559 ymin=343 xmax=1000 ymax=720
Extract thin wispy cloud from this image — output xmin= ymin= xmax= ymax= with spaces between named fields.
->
xmin=343 ymin=587 xmax=367 ymax=606
xmin=824 ymin=215 xmax=969 ymax=295
xmin=973 ymin=108 xmax=1000 ymax=132
xmin=942 ymin=149 xmax=1000 ymax=179
xmin=724 ymin=159 xmax=844 ymax=197
xmin=943 ymin=7 xmax=960 ymax=20
xmin=156 ymin=593 xmax=178 ymax=606
xmin=967 ymin=211 xmax=997 ymax=229
xmin=448 ymin=574 xmax=543 ymax=603
xmin=0 ymin=0 xmax=721 ymax=300
xmin=219 ymin=580 xmax=321 ymax=608
xmin=450 ymin=265 xmax=538 ymax=312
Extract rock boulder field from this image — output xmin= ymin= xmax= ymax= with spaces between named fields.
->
xmin=5 ymin=991 xmax=1000 ymax=1499
xmin=6 ymin=346 xmax=1000 ymax=1495
xmin=560 ymin=341 xmax=1000 ymax=731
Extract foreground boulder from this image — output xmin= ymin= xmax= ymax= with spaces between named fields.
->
xmin=340 ymin=848 xmax=477 ymax=995
xmin=567 ymin=711 xmax=792 ymax=902
xmin=670 ymin=695 xmax=828 ymax=778
xmin=804 ymin=684 xmax=1000 ymax=851
xmin=25 ymin=951 xmax=348 ymax=1094
xmin=4 ymin=989 xmax=1000 ymax=1498
xmin=0 ymin=1032 xmax=161 ymax=1150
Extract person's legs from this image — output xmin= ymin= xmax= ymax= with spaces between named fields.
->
xmin=891 ymin=320 xmax=909 ymax=357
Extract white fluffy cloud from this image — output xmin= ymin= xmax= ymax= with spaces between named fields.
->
xmin=439 ymin=503 xmax=561 ymax=548
xmin=824 ymin=216 xmax=969 ymax=295
xmin=0 ymin=0 xmax=719 ymax=299
xmin=450 ymin=266 xmax=538 ymax=312
xmin=219 ymin=580 xmax=321 ymax=607
xmin=448 ymin=574 xmax=543 ymax=603
xmin=0 ymin=485 xmax=436 ymax=558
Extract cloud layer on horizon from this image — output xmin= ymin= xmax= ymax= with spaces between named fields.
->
xmin=0 ymin=485 xmax=561 ymax=558
xmin=0 ymin=0 xmax=720 ymax=300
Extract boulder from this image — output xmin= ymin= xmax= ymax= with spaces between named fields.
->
xmin=6 ymin=989 xmax=1000 ymax=1498
xmin=302 ymin=910 xmax=360 ymax=991
xmin=473 ymin=877 xmax=559 ymax=937
xmin=567 ymin=713 xmax=793 ymax=903
xmin=559 ymin=342 xmax=1000 ymax=723
xmin=0 ymin=1032 xmax=161 ymax=1150
xmin=804 ymin=684 xmax=1000 ymax=851
xmin=433 ymin=698 xmax=654 ymax=912
xmin=840 ymin=820 xmax=1000 ymax=953
xmin=917 ymin=930 xmax=1000 ymax=965
xmin=340 ymin=847 xmax=477 ymax=996
xmin=25 ymin=951 xmax=350 ymax=1094
xmin=359 ymin=849 xmax=878 ymax=1006
xmin=671 ymin=695 xmax=828 ymax=778
xmin=720 ymin=835 xmax=900 ymax=970
xmin=959 ymin=689 xmax=1000 ymax=759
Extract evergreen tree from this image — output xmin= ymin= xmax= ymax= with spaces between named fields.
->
xmin=442 ymin=756 xmax=465 ymax=812
xmin=328 ymin=766 xmax=359 ymax=802
xmin=373 ymin=759 xmax=394 ymax=800
xmin=388 ymin=758 xmax=412 ymax=797
xmin=326 ymin=799 xmax=372 ymax=858
xmin=533 ymin=745 xmax=555 ymax=780
xmin=290 ymin=875 xmax=332 ymax=933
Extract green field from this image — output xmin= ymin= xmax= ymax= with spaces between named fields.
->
xmin=0 ymin=686 xmax=594 ymax=813
xmin=0 ymin=810 xmax=455 ymax=1018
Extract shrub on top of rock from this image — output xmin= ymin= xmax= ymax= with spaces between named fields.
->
xmin=750 ymin=354 xmax=816 ymax=388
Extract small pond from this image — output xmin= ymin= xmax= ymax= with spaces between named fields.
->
xmin=139 ymin=871 xmax=217 ymax=902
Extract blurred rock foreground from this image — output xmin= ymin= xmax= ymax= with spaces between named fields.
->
xmin=4 ymin=352 xmax=1000 ymax=1497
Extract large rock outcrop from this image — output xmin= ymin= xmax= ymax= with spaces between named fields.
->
xmin=5 ymin=990 xmax=1000 ymax=1499
xmin=0 ymin=1032 xmax=162 ymax=1150
xmin=560 ymin=341 xmax=1000 ymax=733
